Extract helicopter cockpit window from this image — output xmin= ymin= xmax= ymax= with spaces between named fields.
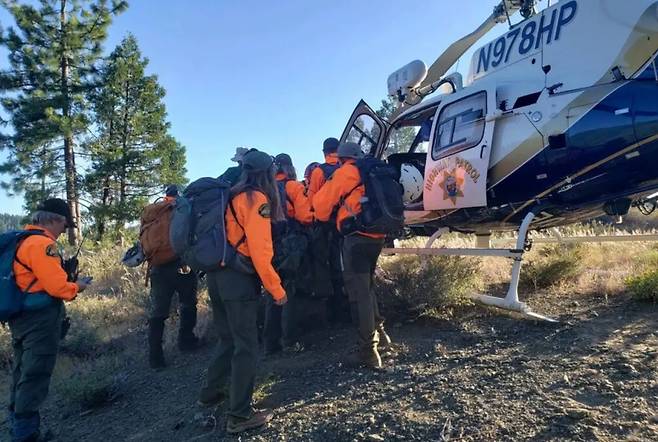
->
xmin=382 ymin=106 xmax=437 ymax=159
xmin=345 ymin=114 xmax=382 ymax=154
xmin=432 ymin=92 xmax=486 ymax=160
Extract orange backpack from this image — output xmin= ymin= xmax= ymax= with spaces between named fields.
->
xmin=139 ymin=199 xmax=177 ymax=266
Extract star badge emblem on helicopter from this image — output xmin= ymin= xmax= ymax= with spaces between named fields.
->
xmin=439 ymin=168 xmax=465 ymax=205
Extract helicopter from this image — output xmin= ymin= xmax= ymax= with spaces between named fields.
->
xmin=339 ymin=0 xmax=658 ymax=237
xmin=337 ymin=0 xmax=658 ymax=320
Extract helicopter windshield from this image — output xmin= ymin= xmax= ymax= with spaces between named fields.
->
xmin=382 ymin=105 xmax=437 ymax=159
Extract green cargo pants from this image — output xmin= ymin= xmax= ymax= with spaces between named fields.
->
xmin=8 ymin=301 xmax=64 ymax=416
xmin=310 ymin=224 xmax=345 ymax=318
xmin=263 ymin=275 xmax=297 ymax=351
xmin=203 ymin=267 xmax=260 ymax=419
xmin=342 ymin=234 xmax=385 ymax=349
xmin=149 ymin=262 xmax=198 ymax=341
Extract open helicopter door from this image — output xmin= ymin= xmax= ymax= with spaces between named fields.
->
xmin=339 ymin=100 xmax=387 ymax=155
xmin=423 ymin=89 xmax=494 ymax=210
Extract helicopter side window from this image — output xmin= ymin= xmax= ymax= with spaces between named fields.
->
xmin=432 ymin=92 xmax=487 ymax=160
xmin=345 ymin=114 xmax=382 ymax=154
xmin=382 ymin=106 xmax=437 ymax=159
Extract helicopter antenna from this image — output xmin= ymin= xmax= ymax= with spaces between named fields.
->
xmin=502 ymin=0 xmax=512 ymax=27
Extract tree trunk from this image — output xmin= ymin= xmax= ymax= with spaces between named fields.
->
xmin=60 ymin=0 xmax=79 ymax=245
xmin=97 ymin=176 xmax=110 ymax=241
xmin=117 ymin=77 xmax=131 ymax=233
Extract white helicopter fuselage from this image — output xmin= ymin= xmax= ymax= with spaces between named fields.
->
xmin=340 ymin=0 xmax=658 ymax=232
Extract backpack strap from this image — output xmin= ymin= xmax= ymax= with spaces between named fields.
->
xmin=278 ymin=179 xmax=295 ymax=218
xmin=320 ymin=163 xmax=338 ymax=180
xmin=228 ymin=200 xmax=248 ymax=250
xmin=13 ymin=231 xmax=48 ymax=294
xmin=282 ymin=179 xmax=294 ymax=206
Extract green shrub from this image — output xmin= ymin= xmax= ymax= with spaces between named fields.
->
xmin=56 ymin=357 xmax=125 ymax=410
xmin=59 ymin=318 xmax=103 ymax=357
xmin=636 ymin=248 xmax=658 ymax=269
xmin=376 ymin=255 xmax=480 ymax=318
xmin=521 ymin=244 xmax=583 ymax=290
xmin=625 ymin=269 xmax=658 ymax=302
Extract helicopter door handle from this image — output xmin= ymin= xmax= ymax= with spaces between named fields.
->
xmin=480 ymin=144 xmax=487 ymax=158
xmin=614 ymin=108 xmax=630 ymax=116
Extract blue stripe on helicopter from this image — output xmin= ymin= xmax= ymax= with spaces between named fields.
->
xmin=490 ymin=73 xmax=658 ymax=211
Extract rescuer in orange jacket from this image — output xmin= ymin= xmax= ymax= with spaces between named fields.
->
xmin=312 ymin=142 xmax=392 ymax=369
xmin=274 ymin=154 xmax=313 ymax=225
xmin=307 ymin=137 xmax=340 ymax=199
xmin=307 ymin=137 xmax=348 ymax=322
xmin=199 ymin=150 xmax=286 ymax=435
xmin=262 ymin=153 xmax=312 ymax=355
xmin=8 ymin=198 xmax=90 ymax=441
xmin=146 ymin=184 xmax=201 ymax=370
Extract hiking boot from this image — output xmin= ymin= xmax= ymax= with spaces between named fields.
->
xmin=12 ymin=413 xmax=40 ymax=442
xmin=148 ymin=319 xmax=166 ymax=369
xmin=197 ymin=387 xmax=226 ymax=407
xmin=178 ymin=335 xmax=204 ymax=353
xmin=226 ymin=409 xmax=273 ymax=434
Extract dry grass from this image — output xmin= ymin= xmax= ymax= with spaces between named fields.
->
xmin=1 ymin=223 xmax=658 ymax=410
xmin=376 ymin=251 xmax=480 ymax=320
xmin=0 ymin=243 xmax=215 ymax=411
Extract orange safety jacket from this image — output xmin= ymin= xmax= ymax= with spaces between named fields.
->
xmin=307 ymin=153 xmax=339 ymax=199
xmin=225 ymin=191 xmax=286 ymax=301
xmin=13 ymin=225 xmax=78 ymax=301
xmin=275 ymin=173 xmax=313 ymax=225
xmin=312 ymin=160 xmax=385 ymax=239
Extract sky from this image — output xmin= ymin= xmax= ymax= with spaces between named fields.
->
xmin=0 ymin=0 xmax=543 ymax=215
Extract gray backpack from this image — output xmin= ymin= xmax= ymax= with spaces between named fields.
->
xmin=169 ymin=177 xmax=252 ymax=273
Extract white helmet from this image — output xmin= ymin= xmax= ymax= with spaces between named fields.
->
xmin=400 ymin=163 xmax=424 ymax=204
xmin=122 ymin=242 xmax=145 ymax=268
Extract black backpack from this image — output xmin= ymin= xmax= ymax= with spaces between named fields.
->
xmin=345 ymin=156 xmax=404 ymax=235
xmin=319 ymin=163 xmax=339 ymax=180
xmin=169 ymin=177 xmax=253 ymax=273
xmin=272 ymin=180 xmax=308 ymax=276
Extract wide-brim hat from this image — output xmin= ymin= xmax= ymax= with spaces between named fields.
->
xmin=231 ymin=147 xmax=250 ymax=163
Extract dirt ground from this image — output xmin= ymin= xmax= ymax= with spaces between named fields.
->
xmin=1 ymin=290 xmax=657 ymax=442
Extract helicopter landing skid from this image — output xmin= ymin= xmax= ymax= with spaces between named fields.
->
xmin=383 ymin=211 xmax=558 ymax=323
xmin=468 ymin=211 xmax=558 ymax=323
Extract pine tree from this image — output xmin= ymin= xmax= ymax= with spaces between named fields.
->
xmin=0 ymin=0 xmax=128 ymax=244
xmin=85 ymin=34 xmax=186 ymax=239
xmin=377 ymin=96 xmax=419 ymax=156
xmin=0 ymin=213 xmax=25 ymax=233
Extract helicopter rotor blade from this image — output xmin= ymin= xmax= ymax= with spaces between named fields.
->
xmin=417 ymin=1 xmax=525 ymax=92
